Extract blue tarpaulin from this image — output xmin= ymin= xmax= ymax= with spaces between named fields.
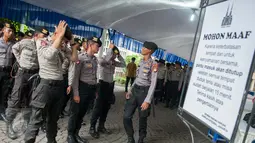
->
xmin=0 ymin=0 xmax=103 ymax=38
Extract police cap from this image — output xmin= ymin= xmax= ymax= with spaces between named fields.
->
xmin=82 ymin=38 xmax=87 ymax=43
xmin=159 ymin=59 xmax=165 ymax=64
xmin=17 ymin=31 xmax=25 ymax=37
xmin=143 ymin=41 xmax=158 ymax=51
xmin=36 ymin=27 xmax=49 ymax=36
xmin=4 ymin=22 xmax=15 ymax=30
xmin=74 ymin=38 xmax=82 ymax=46
xmin=87 ymin=36 xmax=102 ymax=47
xmin=175 ymin=61 xmax=181 ymax=66
xmin=112 ymin=46 xmax=120 ymax=55
xmin=64 ymin=26 xmax=72 ymax=41
xmin=25 ymin=30 xmax=35 ymax=37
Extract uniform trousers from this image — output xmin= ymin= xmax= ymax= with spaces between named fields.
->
xmin=24 ymin=79 xmax=64 ymax=143
xmin=90 ymin=80 xmax=114 ymax=128
xmin=167 ymin=81 xmax=179 ymax=107
xmin=68 ymin=81 xmax=96 ymax=135
xmin=6 ymin=68 xmax=38 ymax=122
xmin=60 ymin=74 xmax=70 ymax=113
xmin=123 ymin=84 xmax=150 ymax=139
xmin=155 ymin=79 xmax=164 ymax=101
xmin=0 ymin=67 xmax=12 ymax=114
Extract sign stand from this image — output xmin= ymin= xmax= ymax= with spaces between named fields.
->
xmin=177 ymin=0 xmax=255 ymax=142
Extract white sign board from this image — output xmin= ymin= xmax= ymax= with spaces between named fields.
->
xmin=183 ymin=0 xmax=255 ymax=140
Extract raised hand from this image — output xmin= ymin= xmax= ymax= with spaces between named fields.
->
xmin=55 ymin=20 xmax=68 ymax=39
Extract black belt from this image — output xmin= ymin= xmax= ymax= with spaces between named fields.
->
xmin=134 ymin=84 xmax=149 ymax=90
xmin=0 ymin=66 xmax=11 ymax=72
xmin=40 ymin=78 xmax=63 ymax=86
xmin=19 ymin=68 xmax=39 ymax=74
xmin=80 ymin=80 xmax=96 ymax=88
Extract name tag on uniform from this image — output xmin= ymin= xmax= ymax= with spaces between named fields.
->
xmin=143 ymin=69 xmax=148 ymax=73
xmin=86 ymin=63 xmax=92 ymax=68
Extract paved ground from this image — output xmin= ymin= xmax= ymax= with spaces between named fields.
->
xmin=0 ymin=86 xmax=211 ymax=143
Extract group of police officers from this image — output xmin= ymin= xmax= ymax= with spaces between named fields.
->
xmin=0 ymin=20 xmax=162 ymax=143
xmin=155 ymin=59 xmax=191 ymax=109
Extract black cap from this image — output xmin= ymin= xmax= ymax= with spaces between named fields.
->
xmin=25 ymin=30 xmax=35 ymax=37
xmin=159 ymin=59 xmax=165 ymax=64
xmin=64 ymin=26 xmax=72 ymax=41
xmin=112 ymin=46 xmax=120 ymax=55
xmin=17 ymin=31 xmax=25 ymax=37
xmin=82 ymin=38 xmax=87 ymax=43
xmin=175 ymin=61 xmax=181 ymax=66
xmin=36 ymin=27 xmax=49 ymax=36
xmin=4 ymin=22 xmax=15 ymax=30
xmin=143 ymin=41 xmax=158 ymax=51
xmin=87 ymin=36 xmax=102 ymax=47
xmin=74 ymin=38 xmax=82 ymax=46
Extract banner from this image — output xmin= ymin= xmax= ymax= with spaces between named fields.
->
xmin=183 ymin=0 xmax=255 ymax=139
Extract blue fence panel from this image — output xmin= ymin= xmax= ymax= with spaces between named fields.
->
xmin=0 ymin=0 xmax=103 ymax=38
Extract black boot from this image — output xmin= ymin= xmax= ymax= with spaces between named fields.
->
xmin=89 ymin=126 xmax=99 ymax=139
xmin=138 ymin=137 xmax=145 ymax=143
xmin=41 ymin=123 xmax=46 ymax=133
xmin=75 ymin=130 xmax=88 ymax=143
xmin=47 ymin=139 xmax=57 ymax=143
xmin=98 ymin=123 xmax=111 ymax=134
xmin=6 ymin=122 xmax=17 ymax=140
xmin=127 ymin=136 xmax=135 ymax=143
xmin=67 ymin=135 xmax=77 ymax=143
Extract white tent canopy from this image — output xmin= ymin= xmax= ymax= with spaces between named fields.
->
xmin=22 ymin=0 xmax=201 ymax=60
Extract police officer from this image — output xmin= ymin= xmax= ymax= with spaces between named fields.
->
xmin=67 ymin=36 xmax=102 ymax=143
xmin=0 ymin=22 xmax=15 ymax=121
xmin=167 ymin=61 xmax=184 ymax=109
xmin=24 ymin=21 xmax=76 ymax=143
xmin=155 ymin=59 xmax=166 ymax=104
xmin=5 ymin=29 xmax=39 ymax=139
xmin=123 ymin=41 xmax=158 ymax=143
xmin=60 ymin=38 xmax=82 ymax=117
xmin=90 ymin=43 xmax=125 ymax=138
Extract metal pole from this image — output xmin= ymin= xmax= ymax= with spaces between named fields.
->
xmin=241 ymin=51 xmax=255 ymax=143
xmin=178 ymin=5 xmax=205 ymax=111
xmin=183 ymin=119 xmax=195 ymax=143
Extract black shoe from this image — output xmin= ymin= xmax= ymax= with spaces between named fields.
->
xmin=81 ymin=121 xmax=86 ymax=126
xmin=89 ymin=127 xmax=99 ymax=139
xmin=59 ymin=113 xmax=64 ymax=118
xmin=67 ymin=135 xmax=77 ymax=143
xmin=47 ymin=139 xmax=57 ymax=143
xmin=7 ymin=122 xmax=18 ymax=140
xmin=41 ymin=124 xmax=46 ymax=133
xmin=75 ymin=134 xmax=88 ymax=143
xmin=63 ymin=110 xmax=70 ymax=116
xmin=138 ymin=138 xmax=144 ymax=143
xmin=98 ymin=127 xmax=111 ymax=134
xmin=127 ymin=137 xmax=135 ymax=143
xmin=1 ymin=113 xmax=7 ymax=122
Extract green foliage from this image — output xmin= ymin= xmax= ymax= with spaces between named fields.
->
xmin=0 ymin=18 xmax=29 ymax=33
xmin=125 ymin=54 xmax=142 ymax=66
xmin=114 ymin=76 xmax=126 ymax=85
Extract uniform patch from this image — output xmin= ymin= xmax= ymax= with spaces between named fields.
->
xmin=86 ymin=63 xmax=92 ymax=68
xmin=152 ymin=63 xmax=158 ymax=72
xmin=41 ymin=40 xmax=47 ymax=47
